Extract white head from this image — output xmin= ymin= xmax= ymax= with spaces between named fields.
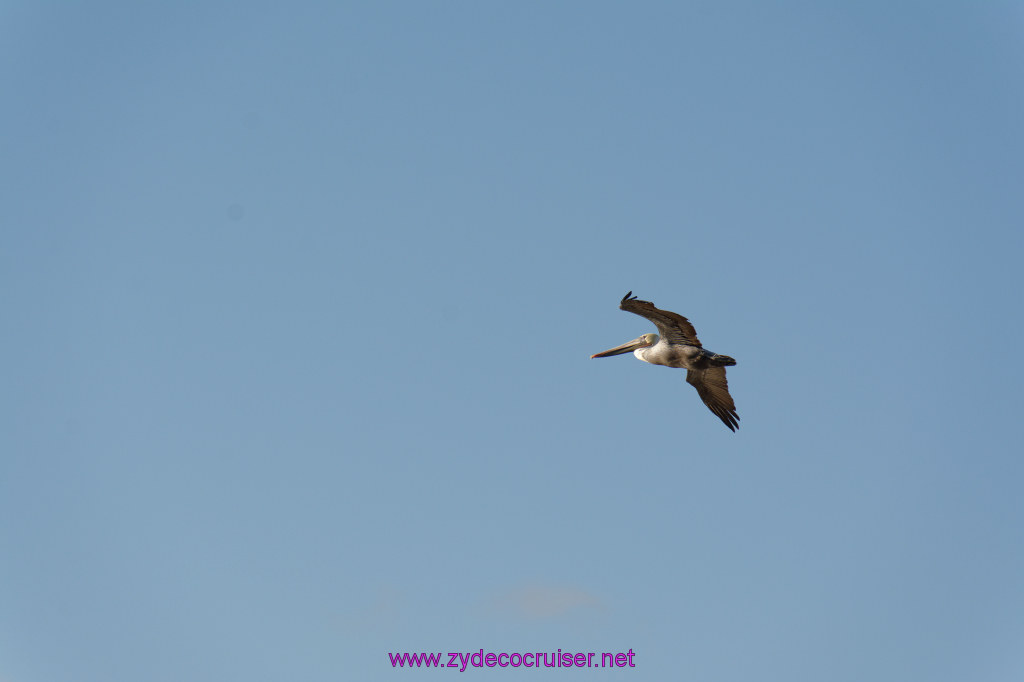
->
xmin=590 ymin=333 xmax=659 ymax=359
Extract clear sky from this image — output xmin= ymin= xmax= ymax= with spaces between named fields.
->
xmin=3 ymin=2 xmax=1023 ymax=681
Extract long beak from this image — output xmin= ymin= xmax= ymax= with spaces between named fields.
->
xmin=590 ymin=336 xmax=648 ymax=359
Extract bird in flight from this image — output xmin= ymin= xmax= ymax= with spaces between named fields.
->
xmin=591 ymin=292 xmax=740 ymax=431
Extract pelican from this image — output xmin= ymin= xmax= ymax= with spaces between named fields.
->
xmin=591 ymin=292 xmax=740 ymax=431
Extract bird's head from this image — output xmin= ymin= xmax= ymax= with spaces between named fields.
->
xmin=590 ymin=333 xmax=659 ymax=358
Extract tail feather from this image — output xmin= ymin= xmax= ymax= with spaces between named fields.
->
xmin=711 ymin=354 xmax=736 ymax=367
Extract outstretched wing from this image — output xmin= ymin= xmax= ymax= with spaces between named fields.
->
xmin=686 ymin=367 xmax=740 ymax=432
xmin=619 ymin=292 xmax=702 ymax=347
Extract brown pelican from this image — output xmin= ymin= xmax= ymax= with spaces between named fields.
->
xmin=591 ymin=292 xmax=740 ymax=431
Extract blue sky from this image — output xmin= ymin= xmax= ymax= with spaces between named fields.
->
xmin=3 ymin=2 xmax=1023 ymax=680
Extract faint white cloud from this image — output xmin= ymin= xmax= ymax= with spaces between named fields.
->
xmin=490 ymin=584 xmax=604 ymax=620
